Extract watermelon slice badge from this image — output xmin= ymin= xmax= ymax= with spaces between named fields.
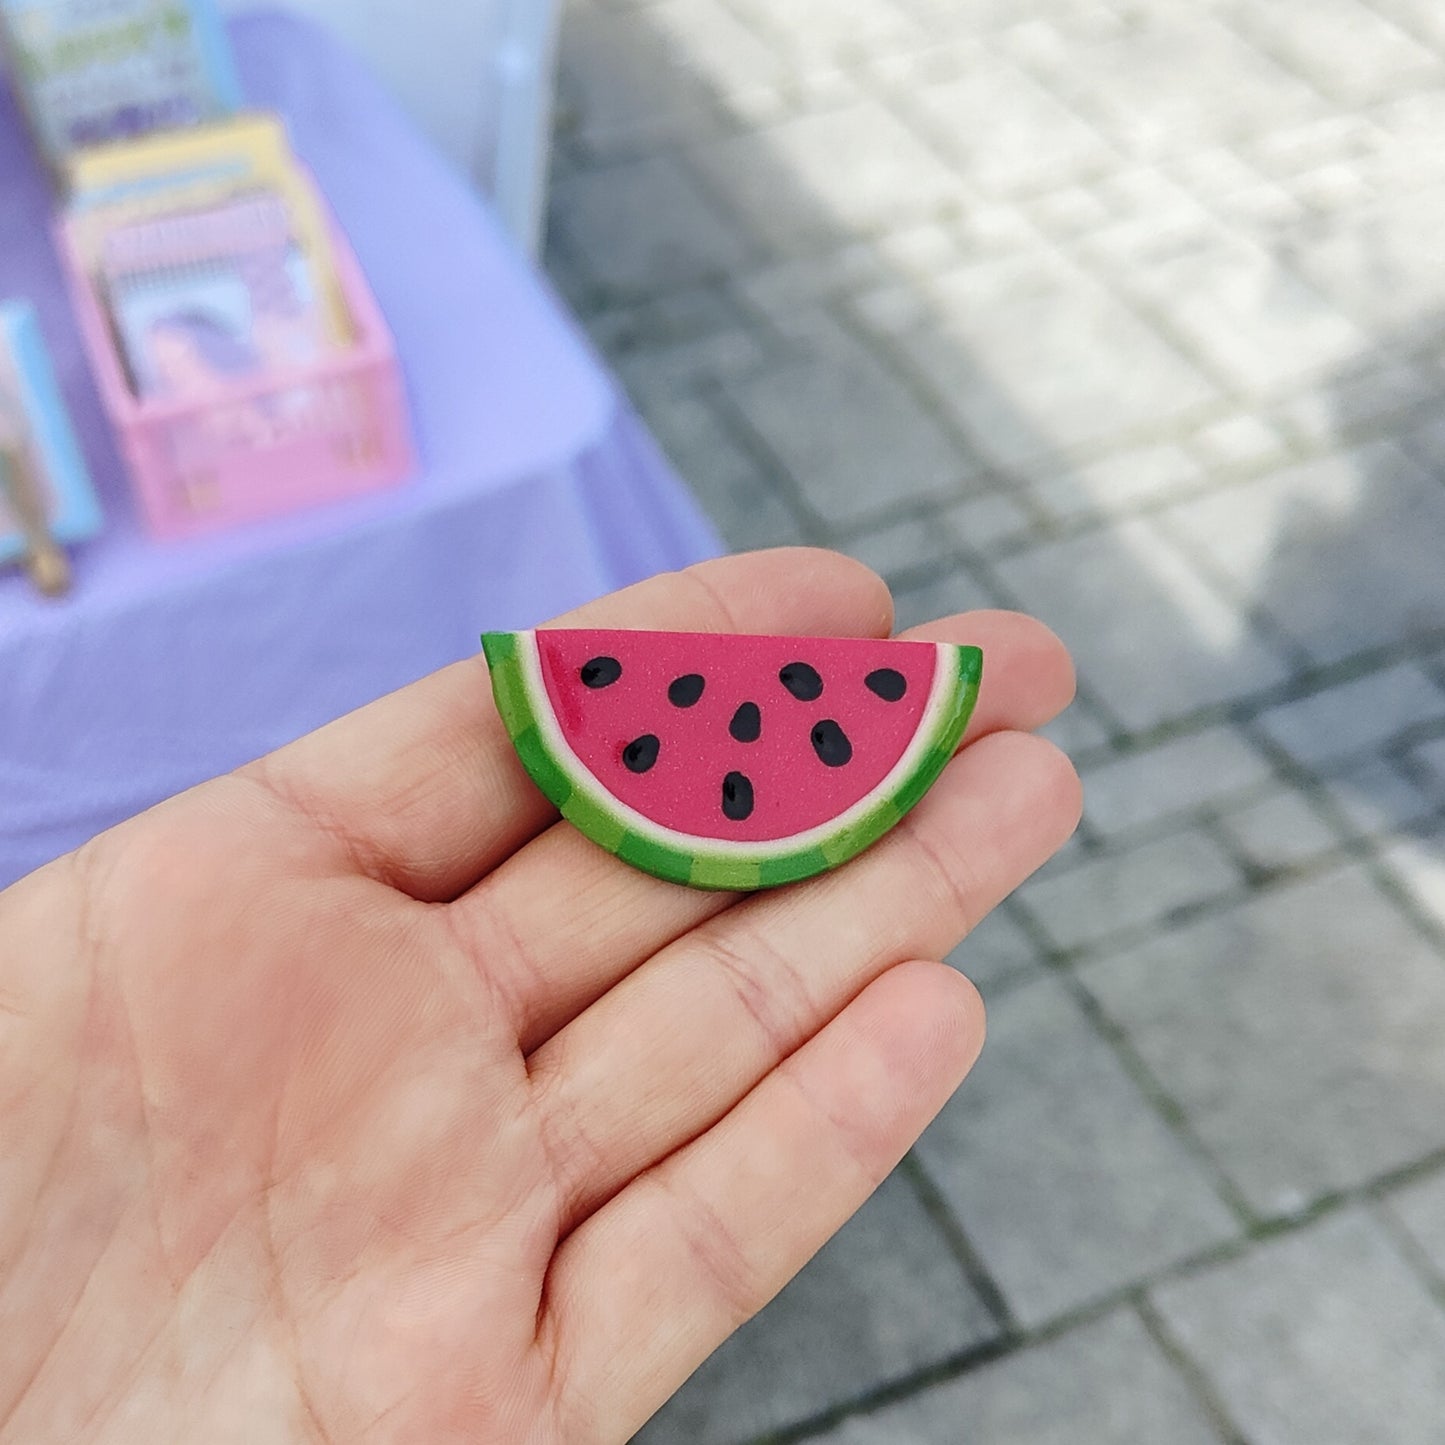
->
xmin=481 ymin=630 xmax=983 ymax=891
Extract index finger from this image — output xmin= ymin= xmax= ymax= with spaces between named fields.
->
xmin=241 ymin=549 xmax=895 ymax=901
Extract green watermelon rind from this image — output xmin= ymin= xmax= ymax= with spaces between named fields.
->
xmin=481 ymin=630 xmax=983 ymax=892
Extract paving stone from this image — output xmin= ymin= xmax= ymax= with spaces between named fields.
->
xmin=725 ymin=328 xmax=966 ymax=525
xmin=1236 ymin=0 xmax=1440 ymax=103
xmin=583 ymin=286 xmax=764 ymax=372
xmin=637 ymin=0 xmax=789 ymax=107
xmin=911 ymin=254 xmax=1218 ymax=470
xmin=1274 ymin=359 xmax=1435 ymax=447
xmin=938 ymin=491 xmax=1035 ymax=553
xmin=1080 ymin=728 xmax=1274 ymax=837
xmin=1026 ymin=181 xmax=1113 ymax=234
xmin=993 ymin=521 xmax=1293 ymax=733
xmin=915 ymin=977 xmax=1237 ymax=1327
xmin=1210 ymin=178 xmax=1310 ymax=230
xmin=992 ymin=6 xmax=1127 ymax=55
xmin=902 ymin=49 xmax=1117 ymax=197
xmin=1379 ymin=0 xmax=1445 ymax=53
xmin=1126 ymin=232 xmax=1368 ymax=396
xmin=896 ymin=0 xmax=1116 ymax=41
xmin=1285 ymin=186 xmax=1445 ymax=348
xmin=736 ymin=250 xmax=890 ymax=320
xmin=739 ymin=299 xmax=864 ymax=355
xmin=692 ymin=100 xmax=963 ymax=250
xmin=1385 ymin=1167 xmax=1445 ymax=1282
xmin=638 ymin=391 xmax=809 ymax=549
xmin=1173 ymin=144 xmax=1277 ymax=202
xmin=816 ymin=1310 xmax=1225 ymax=1445
xmin=613 ymin=333 xmax=771 ymax=408
xmin=1052 ymin=13 xmax=1322 ymax=158
xmin=1084 ymin=865 xmax=1445 ymax=1216
xmin=1024 ymin=827 xmax=1091 ymax=885
xmin=944 ymin=903 xmax=1043 ymax=995
xmin=1374 ymin=87 xmax=1445 ymax=175
xmin=636 ymin=1171 xmax=998 ymax=1445
xmin=1093 ymin=163 xmax=1211 ymax=224
xmin=1254 ymin=662 xmax=1445 ymax=767
xmin=1321 ymin=756 xmax=1441 ymax=837
xmin=890 ymin=565 xmax=1000 ymax=632
xmin=1288 ymin=159 xmax=1375 ymax=213
xmin=1031 ymin=444 xmax=1205 ymax=521
xmin=592 ymin=292 xmax=774 ymax=402
xmin=555 ymin=2 xmax=721 ymax=153
xmin=1020 ymin=477 xmax=1104 ymax=529
xmin=848 ymin=281 xmax=934 ymax=336
xmin=1037 ymin=698 xmax=1115 ymax=758
xmin=787 ymin=69 xmax=857 ymax=113
xmin=951 ymin=196 xmax=1040 ymax=255
xmin=728 ymin=0 xmax=927 ymax=68
xmin=549 ymin=154 xmax=755 ymax=293
xmin=1216 ymin=789 xmax=1344 ymax=871
xmin=1405 ymin=729 xmax=1445 ymax=777
xmin=1017 ymin=829 xmax=1241 ymax=951
xmin=871 ymin=221 xmax=966 ymax=277
xmin=1153 ymin=1211 xmax=1445 ymax=1445
xmin=836 ymin=515 xmax=956 ymax=586
xmin=1189 ymin=413 xmax=1290 ymax=472
xmin=1155 ymin=446 xmax=1445 ymax=665
xmin=1401 ymin=410 xmax=1445 ymax=474
xmin=1378 ymin=824 xmax=1445 ymax=933
xmin=1075 ymin=201 xmax=1217 ymax=275
xmin=1244 ymin=112 xmax=1387 ymax=178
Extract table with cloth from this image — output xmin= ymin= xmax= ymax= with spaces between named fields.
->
xmin=0 ymin=12 xmax=722 ymax=889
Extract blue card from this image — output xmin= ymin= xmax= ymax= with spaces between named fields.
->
xmin=0 ymin=301 xmax=103 ymax=566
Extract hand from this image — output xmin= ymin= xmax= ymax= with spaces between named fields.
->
xmin=0 ymin=550 xmax=1079 ymax=1444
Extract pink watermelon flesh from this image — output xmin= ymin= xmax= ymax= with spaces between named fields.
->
xmin=536 ymin=630 xmax=940 ymax=844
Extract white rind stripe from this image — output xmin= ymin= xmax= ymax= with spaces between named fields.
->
xmin=517 ymin=635 xmax=959 ymax=862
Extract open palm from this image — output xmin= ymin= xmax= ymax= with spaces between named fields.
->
xmin=0 ymin=550 xmax=1079 ymax=1444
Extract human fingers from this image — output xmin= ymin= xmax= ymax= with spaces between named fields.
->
xmin=241 ymin=549 xmax=892 ymax=901
xmin=453 ymin=611 xmax=1073 ymax=1053
xmin=526 ymin=730 xmax=1080 ymax=1237
xmin=541 ymin=960 xmax=984 ymax=1443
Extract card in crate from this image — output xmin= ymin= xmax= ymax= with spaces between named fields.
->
xmin=101 ymin=190 xmax=330 ymax=401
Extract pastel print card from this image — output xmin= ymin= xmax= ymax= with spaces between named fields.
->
xmin=66 ymin=114 xmax=354 ymax=346
xmin=102 ymin=191 xmax=328 ymax=400
xmin=0 ymin=0 xmax=242 ymax=173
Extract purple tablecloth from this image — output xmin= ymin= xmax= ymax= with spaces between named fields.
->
xmin=0 ymin=11 xmax=722 ymax=888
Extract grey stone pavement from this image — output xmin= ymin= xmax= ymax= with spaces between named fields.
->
xmin=541 ymin=1 xmax=1445 ymax=1440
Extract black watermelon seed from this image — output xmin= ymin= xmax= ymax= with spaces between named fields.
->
xmin=865 ymin=667 xmax=908 ymax=703
xmin=729 ymin=701 xmax=762 ymax=743
xmin=581 ymin=656 xmax=622 ymax=689
xmin=811 ymin=719 xmax=853 ymax=768
xmin=722 ymin=771 xmax=755 ymax=821
xmin=779 ymin=662 xmax=823 ymax=701
xmin=623 ymin=734 xmax=660 ymax=774
xmin=668 ymin=673 xmax=706 ymax=708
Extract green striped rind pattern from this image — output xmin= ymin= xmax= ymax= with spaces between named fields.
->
xmin=482 ymin=631 xmax=575 ymax=813
xmin=481 ymin=633 xmax=983 ymax=892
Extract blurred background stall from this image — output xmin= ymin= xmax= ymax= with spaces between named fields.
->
xmin=0 ymin=4 xmax=719 ymax=885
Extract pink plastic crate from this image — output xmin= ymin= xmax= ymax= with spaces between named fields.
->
xmin=58 ymin=208 xmax=415 ymax=541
